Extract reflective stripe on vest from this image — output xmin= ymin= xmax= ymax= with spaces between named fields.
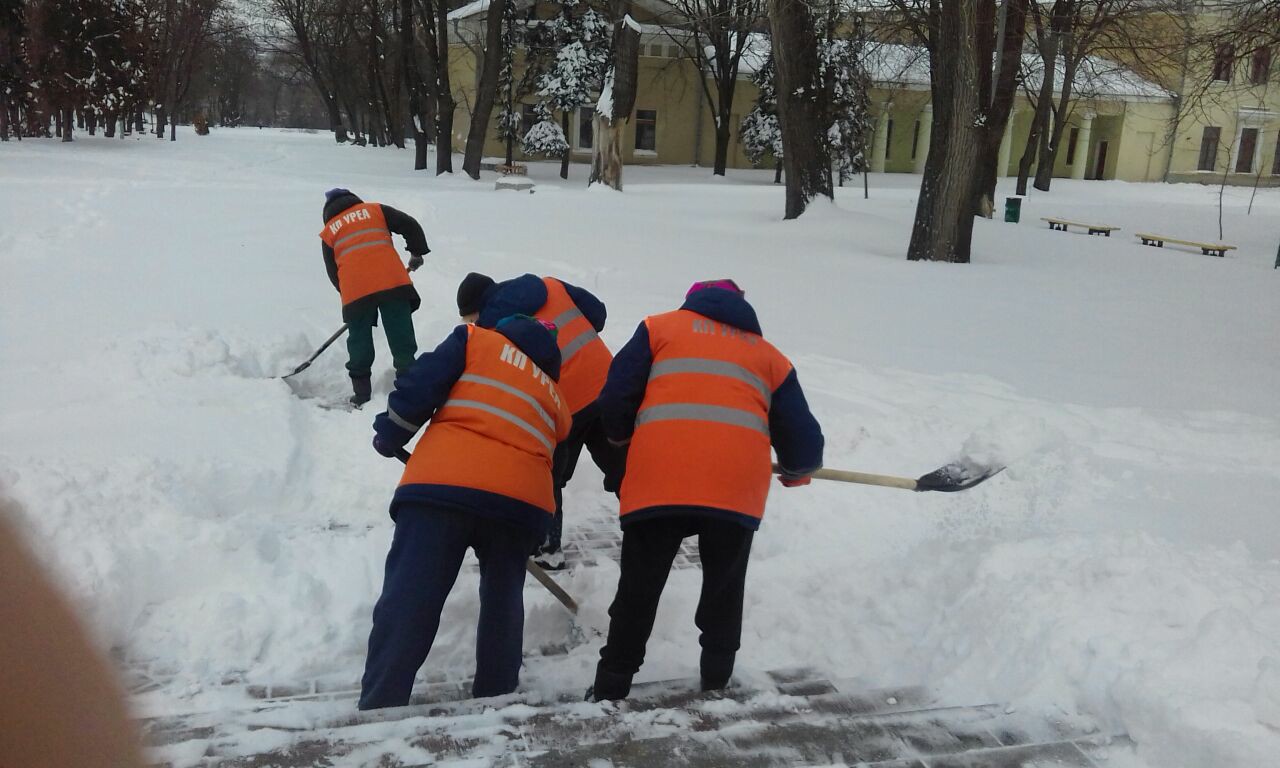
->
xmin=397 ymin=325 xmax=572 ymax=515
xmin=533 ymin=278 xmax=613 ymax=413
xmin=438 ymin=399 xmax=554 ymax=452
xmin=648 ymin=357 xmax=773 ymax=404
xmin=319 ymin=203 xmax=412 ymax=308
xmin=618 ymin=309 xmax=794 ymax=523
xmin=635 ymin=402 xmax=769 ymax=436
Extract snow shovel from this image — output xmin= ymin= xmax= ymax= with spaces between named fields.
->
xmin=280 ymin=323 xmax=349 ymax=379
xmin=392 ymin=448 xmax=580 ymax=615
xmin=280 ymin=258 xmax=422 ymax=379
xmin=775 ymin=461 xmax=1004 ymax=492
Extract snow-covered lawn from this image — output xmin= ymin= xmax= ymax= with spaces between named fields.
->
xmin=2 ymin=128 xmax=1278 ymax=767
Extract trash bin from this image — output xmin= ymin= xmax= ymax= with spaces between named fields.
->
xmin=1004 ymin=196 xmax=1023 ymax=223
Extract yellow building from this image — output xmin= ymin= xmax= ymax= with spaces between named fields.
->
xmin=444 ymin=1 xmax=1277 ymax=186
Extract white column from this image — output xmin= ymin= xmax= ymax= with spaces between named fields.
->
xmin=913 ymin=103 xmax=932 ymax=174
xmin=871 ymin=105 xmax=891 ymax=173
xmin=997 ymin=115 xmax=1015 ymax=177
xmin=1072 ymin=111 xmax=1095 ymax=180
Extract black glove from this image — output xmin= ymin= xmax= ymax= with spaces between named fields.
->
xmin=407 ymin=254 xmax=424 ymax=271
xmin=372 ymin=434 xmax=399 ymax=458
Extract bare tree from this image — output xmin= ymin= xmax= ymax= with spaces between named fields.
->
xmin=767 ymin=0 xmax=832 ymax=218
xmin=263 ymin=0 xmax=349 ymax=141
xmin=462 ymin=0 xmax=508 ymax=178
xmin=655 ymin=0 xmax=766 ymax=175
xmin=590 ymin=0 xmax=641 ymax=190
xmin=906 ymin=0 xmax=982 ymax=262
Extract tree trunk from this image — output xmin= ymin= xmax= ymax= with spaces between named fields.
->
xmin=560 ymin=111 xmax=571 ymax=179
xmin=711 ymin=74 xmax=737 ymax=176
xmin=104 ymin=111 xmax=116 ymax=138
xmin=325 ymin=98 xmax=348 ymax=143
xmin=767 ymin=0 xmax=833 ymax=219
xmin=1016 ymin=113 xmax=1039 ymax=195
xmin=402 ymin=0 xmax=430 ymax=169
xmin=61 ymin=108 xmax=73 ymax=142
xmin=713 ymin=107 xmax=732 ymax=176
xmin=1 ymin=97 xmax=9 ymax=141
xmin=463 ymin=0 xmax=506 ymax=179
xmin=907 ymin=0 xmax=982 ymax=263
xmin=972 ymin=0 xmax=1029 ymax=215
xmin=590 ymin=3 xmax=640 ymax=190
xmin=1035 ymin=56 xmax=1077 ymax=192
xmin=170 ymin=118 xmax=176 ymax=141
xmin=134 ymin=106 xmax=144 ymax=134
xmin=774 ymin=159 xmax=782 ymax=184
xmin=434 ymin=0 xmax=455 ymax=174
xmin=155 ymin=105 xmax=167 ymax=138
xmin=1030 ymin=10 xmax=1065 ymax=192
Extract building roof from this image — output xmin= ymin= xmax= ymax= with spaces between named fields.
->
xmin=732 ymin=35 xmax=1169 ymax=101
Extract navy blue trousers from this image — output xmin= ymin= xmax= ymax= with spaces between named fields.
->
xmin=545 ymin=404 xmax=627 ymax=552
xmin=359 ymin=506 xmax=540 ymax=709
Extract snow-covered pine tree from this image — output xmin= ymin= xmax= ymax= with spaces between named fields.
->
xmin=521 ymin=101 xmax=569 ymax=156
xmin=524 ymin=0 xmax=610 ymax=179
xmin=740 ymin=52 xmax=782 ymax=181
xmin=823 ymin=37 xmax=872 ymax=186
xmin=493 ymin=0 xmax=522 ymax=165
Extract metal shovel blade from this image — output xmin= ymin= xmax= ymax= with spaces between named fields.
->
xmin=914 ymin=462 xmax=1005 ymax=492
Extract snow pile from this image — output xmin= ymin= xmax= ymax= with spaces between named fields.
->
xmin=2 ymin=129 xmax=1278 ymax=768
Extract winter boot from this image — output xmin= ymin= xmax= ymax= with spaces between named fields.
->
xmin=589 ymin=663 xmax=633 ymax=702
xmin=700 ymin=649 xmax=735 ymax=692
xmin=532 ymin=545 xmax=566 ymax=572
xmin=349 ymin=375 xmax=372 ymax=406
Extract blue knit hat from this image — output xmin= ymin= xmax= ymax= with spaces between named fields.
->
xmin=325 ymin=187 xmax=353 ymax=201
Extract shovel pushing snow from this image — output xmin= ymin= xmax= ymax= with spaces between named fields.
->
xmin=279 ymin=323 xmax=350 ymax=379
xmin=392 ymin=448 xmax=579 ymax=616
xmin=776 ymin=461 xmax=1004 ymax=492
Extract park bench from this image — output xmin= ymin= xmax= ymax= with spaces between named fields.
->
xmin=1041 ymin=217 xmax=1121 ymax=236
xmin=1135 ymin=233 xmax=1237 ymax=258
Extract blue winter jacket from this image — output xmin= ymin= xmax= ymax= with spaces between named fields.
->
xmin=477 ymin=274 xmax=607 ymax=333
xmin=373 ymin=317 xmax=562 ymax=529
xmin=598 ymin=288 xmax=825 ymax=518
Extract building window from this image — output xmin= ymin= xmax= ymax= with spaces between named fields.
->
xmin=1251 ymin=47 xmax=1273 ymax=85
xmin=635 ymin=109 xmax=657 ymax=152
xmin=1212 ymin=44 xmax=1235 ymax=82
xmin=911 ymin=121 xmax=921 ymax=159
xmin=1198 ymin=126 xmax=1220 ymax=171
xmin=576 ymin=106 xmax=595 ymax=150
xmin=1066 ymin=127 xmax=1080 ymax=165
xmin=520 ymin=104 xmax=538 ymax=137
xmin=1235 ymin=127 xmax=1259 ymax=173
xmin=885 ymin=119 xmax=894 ymax=159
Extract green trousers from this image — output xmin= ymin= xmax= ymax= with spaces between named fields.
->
xmin=346 ymin=300 xmax=418 ymax=378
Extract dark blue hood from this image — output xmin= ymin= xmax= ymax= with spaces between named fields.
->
xmin=680 ymin=288 xmax=762 ymax=335
xmin=323 ymin=192 xmax=364 ymax=222
xmin=477 ymin=274 xmax=547 ymax=329
xmin=494 ymin=316 xmax=562 ymax=381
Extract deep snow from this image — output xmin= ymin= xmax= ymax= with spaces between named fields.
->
xmin=1 ymin=128 xmax=1278 ymax=767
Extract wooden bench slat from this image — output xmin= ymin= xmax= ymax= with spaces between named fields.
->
xmin=1134 ymin=233 xmax=1236 ymax=250
xmin=1041 ymin=217 xmax=1120 ymax=231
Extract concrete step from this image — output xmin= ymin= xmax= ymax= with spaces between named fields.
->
xmin=145 ymin=668 xmax=1120 ymax=767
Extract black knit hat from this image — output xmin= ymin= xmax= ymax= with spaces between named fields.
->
xmin=457 ymin=272 xmax=496 ymax=316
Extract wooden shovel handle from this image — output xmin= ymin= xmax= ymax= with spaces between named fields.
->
xmin=772 ymin=463 xmax=918 ymax=491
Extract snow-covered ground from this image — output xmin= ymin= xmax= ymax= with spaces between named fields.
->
xmin=1 ymin=128 xmax=1278 ymax=767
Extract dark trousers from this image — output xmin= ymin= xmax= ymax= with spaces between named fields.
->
xmin=346 ymin=299 xmax=417 ymax=378
xmin=358 ymin=506 xmax=539 ymax=709
xmin=544 ymin=405 xmax=627 ymax=552
xmin=594 ymin=514 xmax=754 ymax=699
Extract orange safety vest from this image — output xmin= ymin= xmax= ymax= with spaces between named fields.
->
xmin=319 ymin=203 xmax=413 ymax=308
xmin=619 ymin=310 xmax=794 ymax=525
xmin=398 ymin=325 xmax=572 ymax=515
xmin=534 ymin=277 xmax=613 ymax=414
